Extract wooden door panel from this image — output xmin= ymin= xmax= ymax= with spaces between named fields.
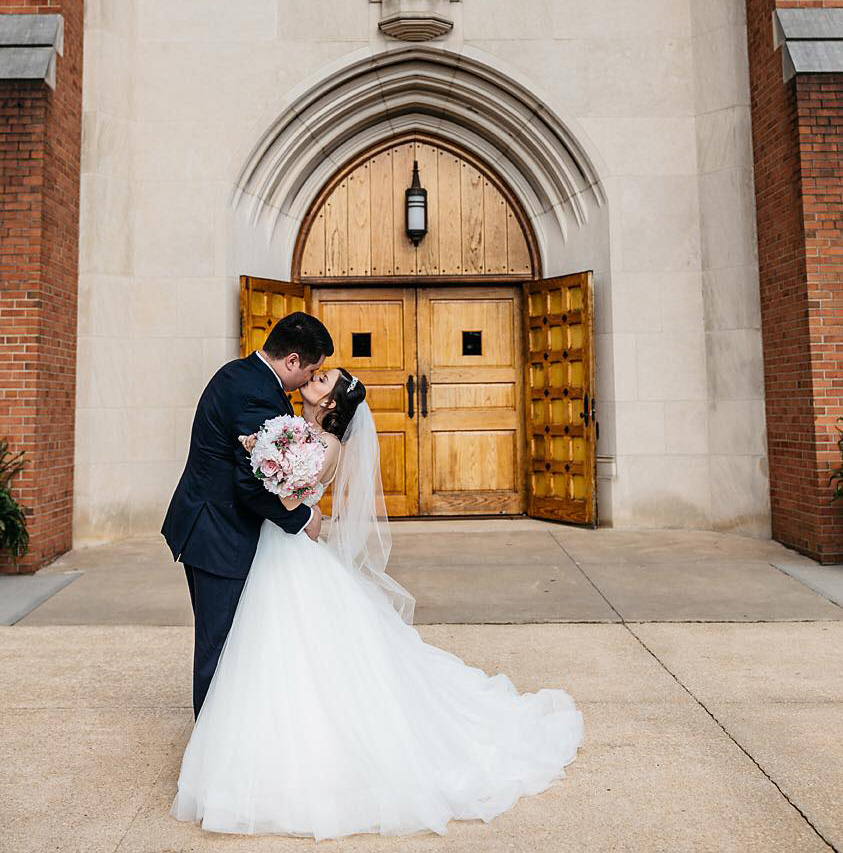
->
xmin=426 ymin=366 xmax=518 ymax=384
xmin=319 ymin=301 xmax=406 ymax=369
xmin=239 ymin=276 xmax=310 ymax=415
xmin=430 ymin=383 xmax=515 ymax=410
xmin=525 ymin=272 xmax=597 ymax=526
xmin=426 ymin=409 xmax=517 ymax=431
xmin=437 ymin=153 xmax=462 ymax=275
xmin=325 ymin=178 xmax=349 ymax=276
xmin=311 ymin=288 xmax=418 ymax=517
xmin=239 ymin=276 xmax=308 ymax=358
xmin=417 ymin=286 xmax=525 ymax=516
xmin=378 ymin=431 xmax=409 ymax=497
xmin=432 ymin=432 xmax=517 ymax=492
xmin=429 ymin=298 xmax=514 ymax=366
xmin=369 ymin=151 xmax=395 ymax=276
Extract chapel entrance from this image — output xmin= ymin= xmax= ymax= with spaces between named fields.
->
xmin=238 ymin=133 xmax=599 ymax=525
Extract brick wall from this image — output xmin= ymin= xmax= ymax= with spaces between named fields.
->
xmin=0 ymin=0 xmax=83 ymax=573
xmin=796 ymin=73 xmax=843 ymax=561
xmin=745 ymin=0 xmax=843 ymax=563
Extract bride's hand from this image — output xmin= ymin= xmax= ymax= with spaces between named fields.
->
xmin=303 ymin=506 xmax=322 ymax=541
xmin=238 ymin=433 xmax=258 ymax=452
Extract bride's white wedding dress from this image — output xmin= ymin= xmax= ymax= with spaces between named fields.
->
xmin=171 ymin=416 xmax=585 ymax=840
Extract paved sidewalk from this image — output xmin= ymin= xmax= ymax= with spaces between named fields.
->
xmin=15 ymin=519 xmax=843 ymax=625
xmin=3 ymin=522 xmax=842 ymax=853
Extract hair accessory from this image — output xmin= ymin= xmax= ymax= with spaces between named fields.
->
xmin=347 ymin=375 xmax=359 ymax=392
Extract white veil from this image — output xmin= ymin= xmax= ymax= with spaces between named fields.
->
xmin=324 ymin=401 xmax=416 ymax=625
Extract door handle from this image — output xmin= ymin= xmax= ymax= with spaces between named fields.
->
xmin=406 ymin=374 xmax=415 ymax=419
xmin=420 ymin=374 xmax=429 ymax=418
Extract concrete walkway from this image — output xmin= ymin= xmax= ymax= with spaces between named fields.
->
xmin=3 ymin=520 xmax=843 ymax=853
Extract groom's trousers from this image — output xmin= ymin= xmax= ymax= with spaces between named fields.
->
xmin=183 ymin=564 xmax=246 ymax=719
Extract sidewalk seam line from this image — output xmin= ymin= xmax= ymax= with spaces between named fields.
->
xmin=547 ymin=532 xmax=838 ymax=852
xmin=626 ymin=623 xmax=839 ymax=853
xmin=545 ymin=531 xmax=625 ymax=621
xmin=112 ymin=717 xmax=193 ymax=853
xmin=767 ymin=561 xmax=843 ymax=611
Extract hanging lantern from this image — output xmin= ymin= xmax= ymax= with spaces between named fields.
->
xmin=405 ymin=160 xmax=428 ymax=246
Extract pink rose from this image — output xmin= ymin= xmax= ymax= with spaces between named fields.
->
xmin=259 ymin=458 xmax=279 ymax=477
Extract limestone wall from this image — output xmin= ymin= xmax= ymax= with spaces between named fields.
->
xmin=74 ymin=0 xmax=769 ymax=543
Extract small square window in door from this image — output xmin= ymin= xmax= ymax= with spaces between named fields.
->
xmin=352 ymin=332 xmax=371 ymax=358
xmin=462 ymin=330 xmax=482 ymax=356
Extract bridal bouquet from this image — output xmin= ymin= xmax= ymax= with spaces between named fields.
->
xmin=238 ymin=414 xmax=326 ymax=501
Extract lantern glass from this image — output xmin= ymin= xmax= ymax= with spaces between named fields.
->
xmin=407 ymin=197 xmax=426 ymax=232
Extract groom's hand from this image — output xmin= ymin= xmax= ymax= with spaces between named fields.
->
xmin=303 ymin=506 xmax=322 ymax=541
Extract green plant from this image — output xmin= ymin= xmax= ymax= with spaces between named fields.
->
xmin=0 ymin=439 xmax=29 ymax=559
xmin=830 ymin=418 xmax=843 ymax=504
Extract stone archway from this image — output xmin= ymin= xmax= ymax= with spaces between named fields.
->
xmin=230 ymin=44 xmax=612 ymax=526
xmin=229 ymin=45 xmax=608 ymax=281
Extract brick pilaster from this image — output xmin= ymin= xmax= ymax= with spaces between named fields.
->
xmin=0 ymin=0 xmax=83 ymax=572
xmin=745 ymin=0 xmax=843 ymax=563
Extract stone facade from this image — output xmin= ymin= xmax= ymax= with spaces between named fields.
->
xmin=4 ymin=0 xmax=839 ymax=568
xmin=67 ymin=0 xmax=769 ymax=547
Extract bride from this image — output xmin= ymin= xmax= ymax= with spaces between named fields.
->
xmin=170 ymin=367 xmax=585 ymax=840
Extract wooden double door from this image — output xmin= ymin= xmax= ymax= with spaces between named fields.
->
xmin=312 ymin=286 xmax=525 ymax=516
xmin=240 ymin=272 xmax=598 ymax=525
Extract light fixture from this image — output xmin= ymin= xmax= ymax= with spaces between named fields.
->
xmin=405 ymin=160 xmax=427 ymax=246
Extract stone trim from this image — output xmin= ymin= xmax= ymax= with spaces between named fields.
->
xmin=0 ymin=13 xmax=63 ymax=89
xmin=234 ymin=46 xmax=605 ymax=255
xmin=773 ymin=9 xmax=843 ymax=81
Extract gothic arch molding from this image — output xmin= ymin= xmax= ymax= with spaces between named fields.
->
xmin=231 ymin=45 xmax=606 ymax=275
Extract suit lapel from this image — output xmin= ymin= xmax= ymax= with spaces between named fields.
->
xmin=281 ymin=390 xmax=294 ymax=416
xmin=247 ymin=352 xmax=295 ymax=415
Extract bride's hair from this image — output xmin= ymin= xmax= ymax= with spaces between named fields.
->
xmin=322 ymin=368 xmax=366 ymax=442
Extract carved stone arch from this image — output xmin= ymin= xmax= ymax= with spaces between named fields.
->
xmin=291 ymin=132 xmax=541 ymax=282
xmin=230 ymin=45 xmax=607 ymax=282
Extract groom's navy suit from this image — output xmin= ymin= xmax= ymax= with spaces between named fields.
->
xmin=162 ymin=352 xmax=311 ymax=717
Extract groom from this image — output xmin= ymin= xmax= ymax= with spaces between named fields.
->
xmin=162 ymin=311 xmax=334 ymax=718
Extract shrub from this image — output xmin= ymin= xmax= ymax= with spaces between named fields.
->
xmin=830 ymin=418 xmax=843 ymax=504
xmin=0 ymin=439 xmax=29 ymax=559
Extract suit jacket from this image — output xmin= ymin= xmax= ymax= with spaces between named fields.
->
xmin=161 ymin=352 xmax=311 ymax=579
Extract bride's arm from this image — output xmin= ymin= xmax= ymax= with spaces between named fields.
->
xmin=278 ymin=434 xmax=341 ymax=511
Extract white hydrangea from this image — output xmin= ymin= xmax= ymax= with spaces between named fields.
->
xmin=246 ymin=414 xmax=325 ymax=499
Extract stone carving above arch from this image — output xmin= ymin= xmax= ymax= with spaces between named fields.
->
xmin=295 ymin=134 xmax=534 ymax=279
xmin=376 ymin=0 xmax=457 ymax=42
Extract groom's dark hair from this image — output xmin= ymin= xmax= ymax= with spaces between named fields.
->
xmin=263 ymin=311 xmax=334 ymax=367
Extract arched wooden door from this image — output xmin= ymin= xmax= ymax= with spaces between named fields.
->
xmin=240 ymin=134 xmax=598 ymax=526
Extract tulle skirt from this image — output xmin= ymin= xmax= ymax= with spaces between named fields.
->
xmin=170 ymin=521 xmax=585 ymax=840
